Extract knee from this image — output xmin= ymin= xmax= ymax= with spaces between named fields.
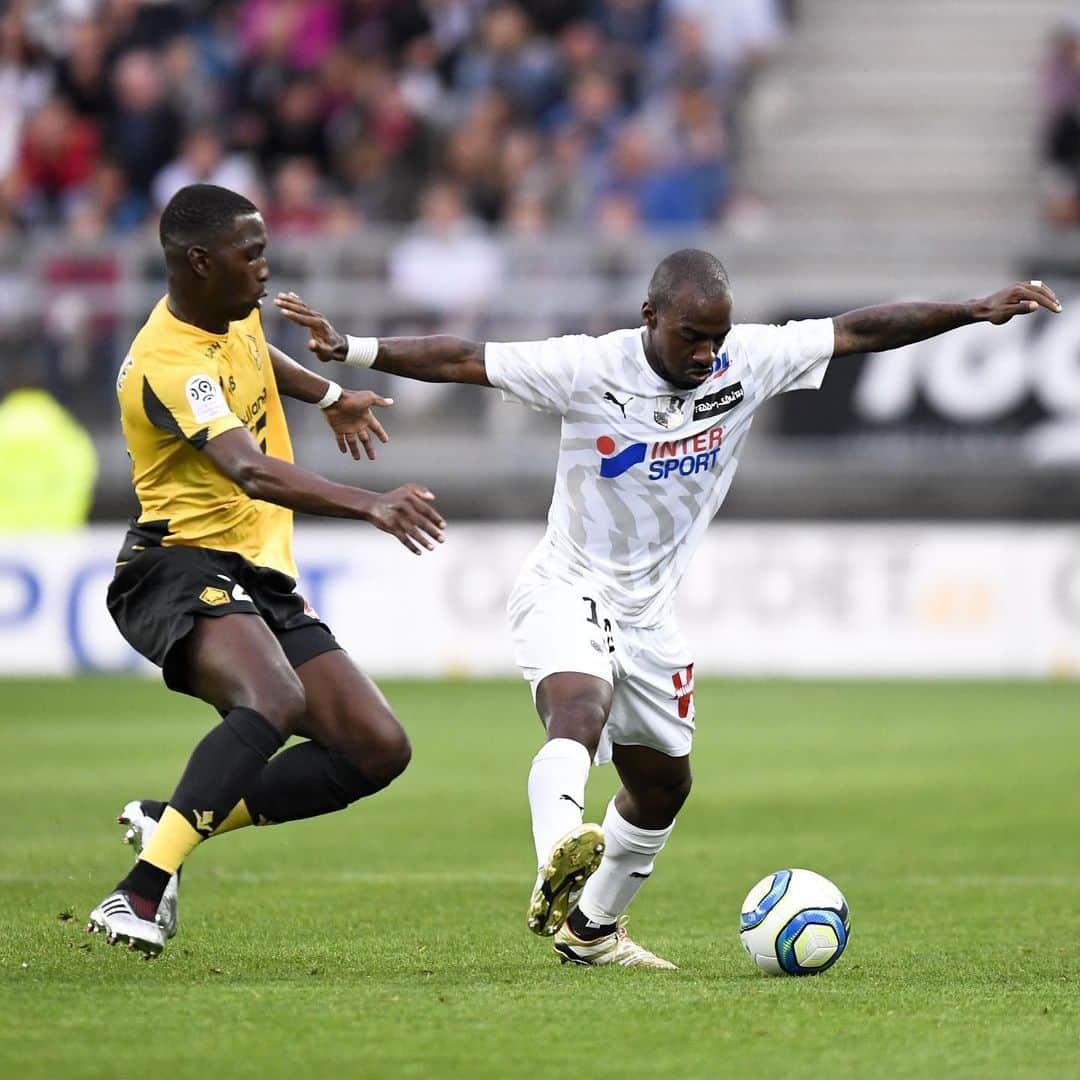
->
xmin=365 ymin=726 xmax=412 ymax=789
xmin=244 ymin=674 xmax=307 ymax=737
xmin=667 ymin=773 xmax=692 ymax=815
xmin=339 ymin=712 xmax=412 ymax=792
xmin=628 ymin=773 xmax=692 ymax=827
xmin=653 ymin=772 xmax=692 ymax=819
xmin=544 ymin=697 xmax=608 ymax=755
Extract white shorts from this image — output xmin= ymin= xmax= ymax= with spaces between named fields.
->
xmin=508 ymin=578 xmax=696 ymax=765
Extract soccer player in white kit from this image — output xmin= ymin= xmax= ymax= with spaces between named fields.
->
xmin=277 ymin=253 xmax=1061 ymax=968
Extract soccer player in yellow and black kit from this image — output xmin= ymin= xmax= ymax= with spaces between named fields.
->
xmin=86 ymin=184 xmax=445 ymax=957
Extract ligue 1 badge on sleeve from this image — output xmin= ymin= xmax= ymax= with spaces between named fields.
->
xmin=653 ymin=395 xmax=687 ymax=429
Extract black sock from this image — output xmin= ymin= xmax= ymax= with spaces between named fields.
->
xmin=136 ymin=799 xmax=167 ymax=822
xmin=117 ymin=707 xmax=282 ymax=905
xmin=168 ymin=706 xmax=283 ymax=834
xmin=567 ymin=906 xmax=616 ymax=941
xmin=120 ymin=861 xmax=172 ymax=915
xmin=244 ymin=742 xmax=377 ymax=825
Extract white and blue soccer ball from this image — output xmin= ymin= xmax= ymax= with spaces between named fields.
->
xmin=739 ymin=868 xmax=850 ymax=976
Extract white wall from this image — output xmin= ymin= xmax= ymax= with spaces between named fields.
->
xmin=1 ymin=524 xmax=1078 ymax=679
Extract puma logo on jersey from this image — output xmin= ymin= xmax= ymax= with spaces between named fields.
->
xmin=559 ymin=794 xmax=585 ymax=813
xmin=603 ymin=392 xmax=633 ymax=418
xmin=193 ymin=810 xmax=215 ymax=834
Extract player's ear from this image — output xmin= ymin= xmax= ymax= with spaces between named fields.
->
xmin=186 ymin=244 xmax=211 ymax=279
xmin=642 ymin=299 xmax=657 ymax=329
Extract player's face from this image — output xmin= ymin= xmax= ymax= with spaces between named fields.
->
xmin=643 ymin=288 xmax=733 ymax=391
xmin=209 ymin=213 xmax=270 ymax=321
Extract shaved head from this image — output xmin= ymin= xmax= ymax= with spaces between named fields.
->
xmin=647 ymin=249 xmax=730 ymax=312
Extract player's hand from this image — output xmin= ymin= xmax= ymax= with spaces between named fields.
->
xmin=323 ymin=390 xmax=392 ymax=461
xmin=366 ymin=484 xmax=446 ymax=555
xmin=274 ymin=292 xmax=348 ymax=363
xmin=973 ymin=281 xmax=1062 ymax=325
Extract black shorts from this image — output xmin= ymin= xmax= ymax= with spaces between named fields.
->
xmin=106 ymin=534 xmax=342 ymax=695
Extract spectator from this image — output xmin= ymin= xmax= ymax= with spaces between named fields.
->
xmin=0 ymin=13 xmax=52 ymax=182
xmin=389 ymin=179 xmax=503 ymax=312
xmin=3 ymin=0 xmax=775 ymax=237
xmin=71 ymin=158 xmax=148 ymax=233
xmin=257 ymin=76 xmax=330 ymax=173
xmin=104 ymin=50 xmax=181 ymax=199
xmin=160 ymin=36 xmax=220 ymax=127
xmin=342 ymin=0 xmax=433 ymax=59
xmin=637 ymin=72 xmax=731 ymax=216
xmin=97 ymin=0 xmax=188 ymax=55
xmin=16 ymin=96 xmax=100 ymax=225
xmin=598 ymin=121 xmax=720 ymax=226
xmin=442 ymin=91 xmax=512 ymax=221
xmin=1040 ymin=13 xmax=1080 ymax=226
xmin=549 ymin=69 xmax=625 ymax=159
xmin=504 ymin=188 xmax=549 ymax=236
xmin=453 ymin=3 xmax=562 ymax=122
xmin=52 ymin=19 xmax=112 ymax=118
xmin=663 ymin=0 xmax=784 ymax=89
xmin=589 ymin=0 xmax=663 ymax=103
xmin=264 ymin=155 xmax=333 ymax=234
xmin=545 ymin=124 xmax=598 ymax=223
xmin=152 ymin=127 xmax=260 ymax=210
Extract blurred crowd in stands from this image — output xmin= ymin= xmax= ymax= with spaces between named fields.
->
xmin=0 ymin=0 xmax=790 ymax=243
xmin=1041 ymin=9 xmax=1080 ymax=226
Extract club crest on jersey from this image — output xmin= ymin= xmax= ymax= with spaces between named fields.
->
xmin=245 ymin=334 xmax=263 ymax=370
xmin=653 ymin=396 xmax=687 ymax=429
xmin=595 ymin=423 xmax=724 ymax=480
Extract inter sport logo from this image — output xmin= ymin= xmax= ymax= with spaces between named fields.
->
xmin=596 ymin=436 xmax=647 ymax=478
xmin=596 ymin=424 xmax=725 ymax=480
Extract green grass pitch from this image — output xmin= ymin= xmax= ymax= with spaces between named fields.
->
xmin=1 ymin=677 xmax=1078 ymax=1078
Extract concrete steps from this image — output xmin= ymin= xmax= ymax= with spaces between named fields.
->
xmin=741 ymin=0 xmax=1075 ymax=267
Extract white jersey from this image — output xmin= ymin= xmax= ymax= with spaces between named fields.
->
xmin=485 ymin=319 xmax=834 ymax=626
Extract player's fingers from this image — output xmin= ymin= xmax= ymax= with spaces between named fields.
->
xmin=407 ymin=505 xmax=444 ymax=544
xmin=1022 ymin=281 xmax=1063 ymax=312
xmin=405 ymin=486 xmax=442 ymax=514
xmin=336 ymin=433 xmax=348 ymax=455
xmin=274 ymin=292 xmax=314 ymax=312
xmin=395 ymin=530 xmax=422 ymax=556
xmin=275 ymin=301 xmax=319 ymax=326
xmin=367 ymin=416 xmax=390 ymax=443
xmin=405 ymin=515 xmax=438 ymax=550
xmin=357 ymin=430 xmax=376 ymax=461
xmin=408 ymin=496 xmax=447 ymax=534
xmin=372 ymin=396 xmax=395 ymax=409
xmin=347 ymin=432 xmax=364 ymax=461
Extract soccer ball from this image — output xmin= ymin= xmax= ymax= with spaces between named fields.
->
xmin=739 ymin=868 xmax=850 ymax=976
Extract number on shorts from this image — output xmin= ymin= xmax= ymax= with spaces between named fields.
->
xmin=582 ymin=596 xmax=614 ymax=654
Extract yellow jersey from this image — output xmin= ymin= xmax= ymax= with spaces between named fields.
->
xmin=116 ymin=297 xmax=296 ymax=577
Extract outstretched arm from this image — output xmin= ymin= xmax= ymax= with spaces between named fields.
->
xmin=273 ymin=292 xmax=492 ymax=386
xmin=202 ymin=427 xmax=445 ymax=555
xmin=267 ymin=343 xmax=393 ymax=461
xmin=832 ymin=281 xmax=1063 ymax=357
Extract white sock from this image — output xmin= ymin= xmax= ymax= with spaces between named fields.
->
xmin=576 ymin=799 xmax=673 ymax=927
xmin=527 ymin=737 xmax=591 ymax=867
